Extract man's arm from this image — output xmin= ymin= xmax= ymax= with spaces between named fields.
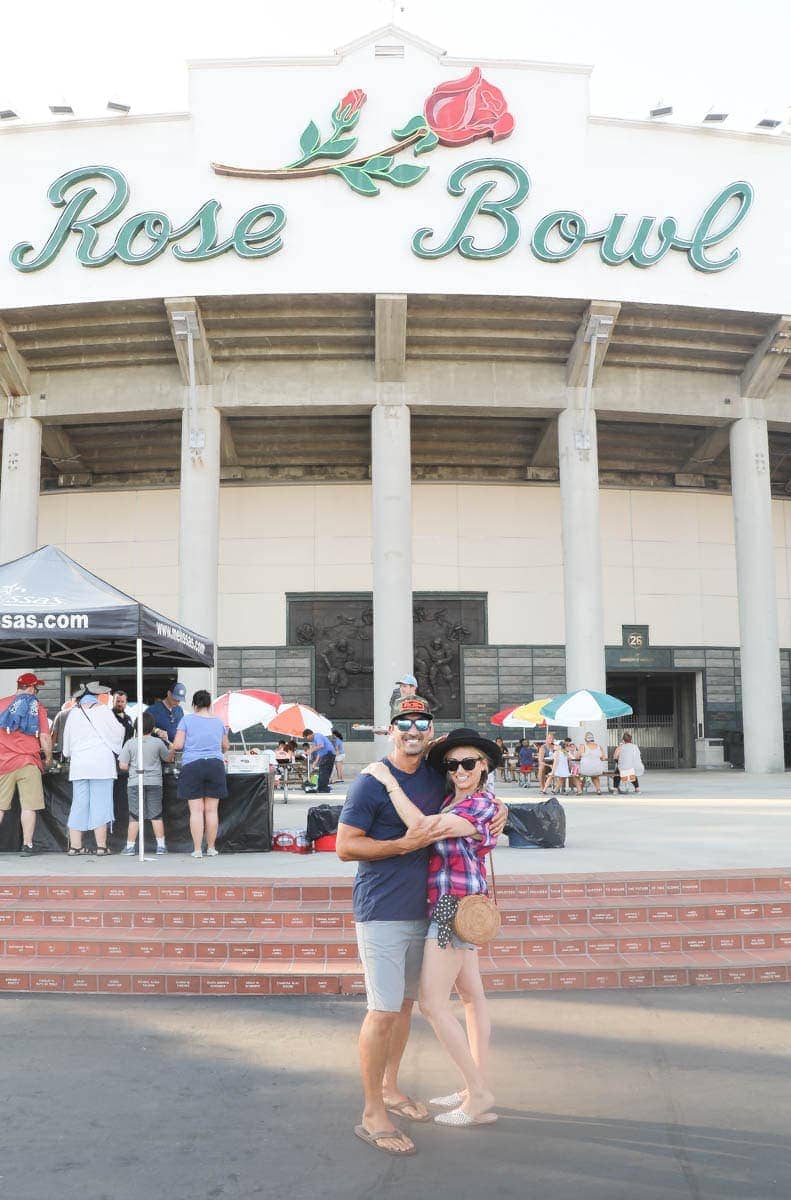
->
xmin=39 ymin=730 xmax=53 ymax=767
xmin=336 ymin=821 xmax=437 ymax=862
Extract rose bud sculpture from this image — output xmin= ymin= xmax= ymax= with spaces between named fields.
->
xmin=424 ymin=67 xmax=514 ymax=146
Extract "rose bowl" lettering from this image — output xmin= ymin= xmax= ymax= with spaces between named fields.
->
xmin=9 ymin=161 xmax=752 ymax=274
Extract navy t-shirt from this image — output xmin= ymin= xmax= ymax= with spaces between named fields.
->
xmin=339 ymin=758 xmax=446 ymax=922
xmin=146 ymin=700 xmax=183 ymax=743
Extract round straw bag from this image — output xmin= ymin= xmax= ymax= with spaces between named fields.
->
xmin=452 ymin=853 xmax=501 ymax=947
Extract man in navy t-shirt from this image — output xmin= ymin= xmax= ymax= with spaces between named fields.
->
xmin=146 ymin=682 xmax=187 ymax=744
xmin=337 ymin=694 xmax=506 ymax=1157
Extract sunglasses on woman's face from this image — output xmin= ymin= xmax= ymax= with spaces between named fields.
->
xmin=393 ymin=717 xmax=431 ymax=732
xmin=443 ymin=757 xmax=484 ymax=773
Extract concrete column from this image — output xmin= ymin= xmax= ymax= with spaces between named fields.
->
xmin=730 ymin=415 xmax=784 ymax=772
xmin=372 ymin=395 xmax=413 ymax=753
xmin=178 ymin=388 xmax=220 ymax=699
xmin=0 ymin=408 xmax=41 ymax=563
xmin=558 ymin=395 xmax=606 ymax=743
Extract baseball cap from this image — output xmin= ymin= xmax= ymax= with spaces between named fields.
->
xmin=17 ymin=672 xmax=46 ymax=689
xmin=584 ymin=732 xmax=595 ymax=741
xmin=169 ymin=682 xmax=187 ymax=701
xmin=79 ymin=681 xmax=112 ymax=697
xmin=397 ymin=674 xmax=418 ymax=687
xmin=390 ymin=694 xmax=434 ymax=722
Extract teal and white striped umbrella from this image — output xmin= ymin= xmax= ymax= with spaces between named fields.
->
xmin=540 ymin=689 xmax=632 ymax=724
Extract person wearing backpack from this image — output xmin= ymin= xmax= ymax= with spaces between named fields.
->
xmin=0 ymin=672 xmax=53 ymax=856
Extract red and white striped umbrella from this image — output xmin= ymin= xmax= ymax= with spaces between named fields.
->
xmin=212 ymin=689 xmax=282 ymax=733
xmin=266 ymin=702 xmax=332 ymax=738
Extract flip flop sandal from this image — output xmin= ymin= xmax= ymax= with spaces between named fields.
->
xmin=434 ymin=1107 xmax=498 ymax=1128
xmin=430 ymin=1092 xmax=465 ymax=1109
xmin=385 ymin=1097 xmax=432 ymax=1123
xmin=353 ymin=1126 xmax=416 ymax=1156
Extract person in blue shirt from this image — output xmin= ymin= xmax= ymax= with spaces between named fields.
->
xmin=172 ymin=689 xmax=229 ymax=858
xmin=303 ymin=727 xmax=335 ymax=793
xmin=146 ymin=682 xmax=187 ymax=744
xmin=336 ymin=694 xmax=507 ymax=1157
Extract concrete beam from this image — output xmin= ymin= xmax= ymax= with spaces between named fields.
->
xmin=565 ymin=301 xmax=621 ymax=388
xmin=375 ymin=294 xmax=407 ymax=383
xmin=531 ymin=418 xmax=559 ymax=467
xmin=25 ymin=358 xmax=791 ymax=430
xmin=740 ymin=315 xmax=791 ymax=399
xmin=164 ymin=298 xmax=213 ymax=386
xmin=40 ymin=425 xmax=92 ymax=486
xmin=219 ymin=416 xmax=245 ymax=481
xmin=681 ymin=424 xmax=732 ymax=472
xmin=41 ymin=425 xmax=85 ymax=472
xmin=0 ymin=319 xmax=31 ymax=398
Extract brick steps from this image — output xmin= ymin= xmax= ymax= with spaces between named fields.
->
xmin=0 ymin=948 xmax=788 ymax=996
xmin=2 ymin=869 xmax=790 ymax=996
xmin=3 ymin=918 xmax=791 ymax=962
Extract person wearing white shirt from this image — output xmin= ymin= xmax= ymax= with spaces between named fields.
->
xmin=62 ymin=683 xmax=124 ymax=855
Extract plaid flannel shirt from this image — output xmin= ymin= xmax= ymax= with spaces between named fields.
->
xmin=427 ymin=789 xmax=498 ymax=916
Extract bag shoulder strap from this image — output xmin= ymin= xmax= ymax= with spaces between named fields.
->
xmin=487 ymin=850 xmax=498 ymax=905
xmin=79 ymin=704 xmax=118 ymax=755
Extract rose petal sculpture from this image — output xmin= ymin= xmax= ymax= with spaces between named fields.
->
xmin=424 ymin=67 xmax=514 ymax=146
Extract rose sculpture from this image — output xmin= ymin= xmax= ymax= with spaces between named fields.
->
xmin=423 ymin=68 xmax=514 ymax=146
xmin=211 ymin=69 xmax=514 ymax=196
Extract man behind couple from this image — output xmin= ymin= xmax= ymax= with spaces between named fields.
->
xmin=337 ymin=694 xmax=507 ymax=1158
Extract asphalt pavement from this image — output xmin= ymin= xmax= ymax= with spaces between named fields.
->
xmin=1 ymin=984 xmax=789 ymax=1200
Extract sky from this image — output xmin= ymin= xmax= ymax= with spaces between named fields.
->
xmin=1 ymin=0 xmax=790 ymax=132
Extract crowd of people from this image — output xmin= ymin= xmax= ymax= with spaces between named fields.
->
xmin=0 ymin=676 xmax=237 ymax=857
xmin=0 ymin=671 xmax=358 ymax=854
xmin=493 ymin=730 xmax=644 ymax=795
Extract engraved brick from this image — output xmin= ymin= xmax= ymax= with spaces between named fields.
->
xmin=166 ymin=976 xmax=201 ymax=994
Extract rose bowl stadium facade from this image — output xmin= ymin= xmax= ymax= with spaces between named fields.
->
xmin=1 ymin=25 xmax=790 ymax=772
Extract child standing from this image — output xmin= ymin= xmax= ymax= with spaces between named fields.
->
xmin=118 ymin=711 xmax=174 ymax=854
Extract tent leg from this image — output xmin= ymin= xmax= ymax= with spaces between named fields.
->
xmin=136 ymin=638 xmax=148 ymax=864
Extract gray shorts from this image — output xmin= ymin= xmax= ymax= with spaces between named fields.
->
xmin=127 ymin=785 xmax=163 ymax=821
xmin=355 ymin=920 xmax=428 ymax=1012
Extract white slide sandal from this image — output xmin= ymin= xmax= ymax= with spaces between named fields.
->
xmin=429 ymin=1092 xmax=464 ymax=1109
xmin=434 ymin=1107 xmax=498 ymax=1128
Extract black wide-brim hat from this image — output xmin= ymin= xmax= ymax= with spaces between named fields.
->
xmin=426 ymin=727 xmax=503 ymax=773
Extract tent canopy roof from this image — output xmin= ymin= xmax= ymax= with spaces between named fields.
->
xmin=0 ymin=545 xmax=213 ymax=668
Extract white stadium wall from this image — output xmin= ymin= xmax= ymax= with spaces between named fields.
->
xmin=36 ymin=482 xmax=791 ymax=650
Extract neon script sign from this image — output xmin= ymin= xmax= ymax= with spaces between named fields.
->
xmin=10 ymin=69 xmax=754 ymax=274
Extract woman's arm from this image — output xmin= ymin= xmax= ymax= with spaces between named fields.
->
xmin=361 ymin=762 xmax=477 ymax=839
xmin=172 ymin=730 xmax=185 ymax=752
xmin=221 ymin=732 xmax=230 ymax=752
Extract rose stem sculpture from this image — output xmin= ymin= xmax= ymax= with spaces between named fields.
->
xmin=211 ymin=68 xmax=514 ymax=196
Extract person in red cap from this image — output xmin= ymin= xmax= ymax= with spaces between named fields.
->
xmin=0 ymin=672 xmax=53 ymax=855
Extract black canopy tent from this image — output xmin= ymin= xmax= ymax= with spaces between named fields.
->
xmin=0 ymin=545 xmax=213 ymax=669
xmin=0 ymin=545 xmax=214 ymax=863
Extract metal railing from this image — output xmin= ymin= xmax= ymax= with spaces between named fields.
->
xmin=608 ymin=715 xmax=676 ymax=769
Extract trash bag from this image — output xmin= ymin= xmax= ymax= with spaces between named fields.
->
xmin=503 ymin=798 xmax=566 ymax=848
xmin=306 ymin=804 xmax=344 ymax=840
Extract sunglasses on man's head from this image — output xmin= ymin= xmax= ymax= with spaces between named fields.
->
xmin=393 ymin=717 xmax=431 ymax=732
xmin=443 ymin=757 xmax=484 ymax=773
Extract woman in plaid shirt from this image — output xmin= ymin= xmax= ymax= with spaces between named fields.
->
xmin=363 ymin=726 xmax=501 ymax=1129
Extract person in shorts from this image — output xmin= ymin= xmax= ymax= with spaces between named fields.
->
xmin=0 ymin=672 xmax=53 ymax=856
xmin=171 ymin=689 xmax=229 ymax=858
xmin=337 ymin=695 xmax=507 ymax=1158
xmin=118 ymin=712 xmax=174 ymax=854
